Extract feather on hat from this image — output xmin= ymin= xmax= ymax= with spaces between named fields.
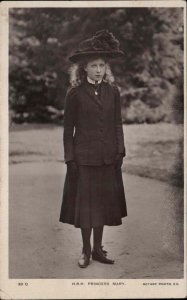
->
xmin=69 ymin=30 xmax=124 ymax=63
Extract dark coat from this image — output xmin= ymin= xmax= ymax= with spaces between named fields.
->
xmin=63 ymin=80 xmax=126 ymax=166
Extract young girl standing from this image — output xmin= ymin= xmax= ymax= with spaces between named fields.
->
xmin=59 ymin=30 xmax=127 ymax=268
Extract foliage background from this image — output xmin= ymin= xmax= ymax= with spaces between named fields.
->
xmin=9 ymin=7 xmax=184 ymax=124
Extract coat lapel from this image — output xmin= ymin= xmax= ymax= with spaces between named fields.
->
xmin=100 ymin=81 xmax=109 ymax=108
xmin=83 ymin=81 xmax=103 ymax=107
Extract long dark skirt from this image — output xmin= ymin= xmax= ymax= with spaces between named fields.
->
xmin=59 ymin=164 xmax=127 ymax=228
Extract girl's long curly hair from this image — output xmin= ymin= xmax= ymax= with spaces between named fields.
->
xmin=68 ymin=57 xmax=115 ymax=87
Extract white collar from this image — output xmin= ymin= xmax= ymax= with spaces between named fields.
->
xmin=87 ymin=76 xmax=102 ymax=85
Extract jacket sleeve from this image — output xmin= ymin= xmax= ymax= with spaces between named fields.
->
xmin=63 ymin=88 xmax=78 ymax=163
xmin=114 ymin=86 xmax=126 ymax=157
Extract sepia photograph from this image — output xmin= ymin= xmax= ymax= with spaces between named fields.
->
xmin=0 ymin=1 xmax=186 ymax=299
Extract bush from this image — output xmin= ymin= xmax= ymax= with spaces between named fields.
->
xmin=122 ymin=100 xmax=168 ymax=124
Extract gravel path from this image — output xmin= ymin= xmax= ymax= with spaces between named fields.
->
xmin=9 ymin=162 xmax=183 ymax=279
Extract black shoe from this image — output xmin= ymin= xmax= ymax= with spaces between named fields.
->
xmin=78 ymin=252 xmax=90 ymax=268
xmin=92 ymin=245 xmax=107 ymax=256
xmin=100 ymin=245 xmax=107 ymax=256
xmin=92 ymin=248 xmax=114 ymax=264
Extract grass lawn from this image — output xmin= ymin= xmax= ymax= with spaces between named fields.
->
xmin=9 ymin=123 xmax=184 ymax=186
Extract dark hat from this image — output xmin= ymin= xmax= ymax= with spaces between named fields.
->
xmin=69 ymin=30 xmax=124 ymax=63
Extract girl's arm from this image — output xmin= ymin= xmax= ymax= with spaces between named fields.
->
xmin=114 ymin=86 xmax=126 ymax=158
xmin=63 ymin=88 xmax=77 ymax=163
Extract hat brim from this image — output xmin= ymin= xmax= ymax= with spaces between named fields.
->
xmin=68 ymin=50 xmax=124 ymax=63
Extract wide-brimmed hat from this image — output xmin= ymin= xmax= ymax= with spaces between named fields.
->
xmin=68 ymin=30 xmax=124 ymax=63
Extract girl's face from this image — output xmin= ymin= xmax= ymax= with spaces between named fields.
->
xmin=84 ymin=58 xmax=106 ymax=82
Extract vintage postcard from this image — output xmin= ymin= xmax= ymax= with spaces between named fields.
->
xmin=0 ymin=1 xmax=186 ymax=299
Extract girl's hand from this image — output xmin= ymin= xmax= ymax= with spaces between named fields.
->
xmin=67 ymin=160 xmax=78 ymax=174
xmin=115 ymin=154 xmax=123 ymax=169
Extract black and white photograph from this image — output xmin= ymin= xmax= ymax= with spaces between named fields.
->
xmin=0 ymin=1 xmax=186 ymax=299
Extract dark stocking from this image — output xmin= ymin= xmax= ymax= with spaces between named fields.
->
xmin=81 ymin=228 xmax=92 ymax=257
xmin=93 ymin=226 xmax=104 ymax=251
